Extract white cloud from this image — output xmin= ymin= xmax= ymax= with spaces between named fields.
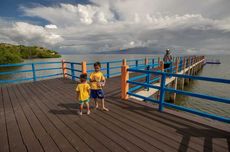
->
xmin=45 ymin=24 xmax=58 ymax=29
xmin=0 ymin=21 xmax=63 ymax=46
xmin=0 ymin=0 xmax=230 ymax=54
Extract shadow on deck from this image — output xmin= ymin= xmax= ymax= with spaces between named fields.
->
xmin=0 ymin=77 xmax=229 ymax=152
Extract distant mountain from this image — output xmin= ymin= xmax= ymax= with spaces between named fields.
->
xmin=0 ymin=43 xmax=61 ymax=64
xmin=97 ymin=47 xmax=164 ymax=54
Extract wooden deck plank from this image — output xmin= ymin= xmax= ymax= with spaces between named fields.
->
xmin=42 ymin=78 xmax=209 ymax=151
xmin=105 ymin=99 xmax=209 ymax=152
xmin=99 ymin=105 xmax=189 ymax=151
xmin=39 ymin=78 xmax=152 ymax=151
xmin=29 ymin=81 xmax=119 ymax=152
xmin=26 ymin=81 xmax=111 ymax=152
xmin=14 ymin=84 xmax=61 ymax=152
xmin=48 ymin=79 xmax=208 ymax=152
xmin=0 ymin=77 xmax=229 ymax=152
xmin=108 ymin=98 xmax=228 ymax=152
xmin=17 ymin=83 xmax=77 ymax=152
xmin=94 ymin=110 xmax=163 ymax=152
xmin=2 ymin=86 xmax=27 ymax=152
xmin=36 ymin=80 xmax=137 ymax=152
xmin=39 ymin=79 xmax=144 ymax=152
xmin=36 ymin=79 xmax=147 ymax=152
xmin=7 ymin=85 xmax=44 ymax=152
xmin=40 ymin=79 xmax=166 ymax=152
xmin=0 ymin=87 xmax=10 ymax=152
xmin=49 ymin=78 xmax=229 ymax=152
xmin=84 ymin=115 xmax=145 ymax=152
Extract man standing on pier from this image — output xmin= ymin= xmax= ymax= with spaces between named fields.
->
xmin=163 ymin=49 xmax=173 ymax=70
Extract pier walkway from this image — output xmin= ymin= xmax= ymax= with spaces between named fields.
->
xmin=1 ymin=77 xmax=229 ymax=152
xmin=130 ymin=56 xmax=205 ymax=101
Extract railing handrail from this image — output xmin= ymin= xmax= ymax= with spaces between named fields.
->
xmin=126 ymin=63 xmax=230 ymax=123
xmin=0 ymin=61 xmax=63 ymax=84
xmin=0 ymin=61 xmax=62 ymax=67
xmin=128 ymin=67 xmax=230 ymax=84
xmin=64 ymin=61 xmax=82 ymax=65
xmin=0 ymin=56 xmax=203 ymax=84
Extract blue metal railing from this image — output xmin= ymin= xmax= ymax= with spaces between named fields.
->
xmin=0 ymin=57 xmax=161 ymax=84
xmin=0 ymin=56 xmax=186 ymax=85
xmin=64 ymin=62 xmax=82 ymax=81
xmin=0 ymin=61 xmax=63 ymax=84
xmin=85 ymin=58 xmax=159 ymax=79
xmin=127 ymin=68 xmax=230 ymax=123
xmin=86 ymin=59 xmax=123 ymax=78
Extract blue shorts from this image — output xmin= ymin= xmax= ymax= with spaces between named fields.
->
xmin=91 ymin=89 xmax=105 ymax=99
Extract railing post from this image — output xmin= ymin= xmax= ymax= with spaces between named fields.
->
xmin=121 ymin=65 xmax=129 ymax=100
xmin=181 ymin=58 xmax=186 ymax=90
xmin=158 ymin=57 xmax=160 ymax=67
xmin=159 ymin=73 xmax=166 ymax=112
xmin=152 ymin=58 xmax=155 ymax=68
xmin=157 ymin=61 xmax=164 ymax=100
xmin=175 ymin=58 xmax=179 ymax=73
xmin=191 ymin=56 xmax=195 ymax=75
xmin=135 ymin=60 xmax=138 ymax=67
xmin=61 ymin=60 xmax=67 ymax=78
xmin=183 ymin=58 xmax=186 ymax=72
xmin=81 ymin=61 xmax=87 ymax=74
xmin=146 ymin=65 xmax=150 ymax=91
xmin=122 ymin=59 xmax=127 ymax=66
xmin=171 ymin=58 xmax=179 ymax=102
xmin=32 ymin=63 xmax=36 ymax=82
xmin=145 ymin=57 xmax=148 ymax=66
xmin=107 ymin=62 xmax=110 ymax=78
xmin=186 ymin=57 xmax=191 ymax=84
xmin=159 ymin=61 xmax=164 ymax=71
xmin=71 ymin=63 xmax=75 ymax=81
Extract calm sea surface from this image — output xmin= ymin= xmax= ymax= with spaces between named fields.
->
xmin=1 ymin=54 xmax=229 ymax=118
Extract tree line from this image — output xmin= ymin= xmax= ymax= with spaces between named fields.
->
xmin=0 ymin=43 xmax=61 ymax=64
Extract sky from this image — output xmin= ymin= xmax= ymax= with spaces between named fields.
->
xmin=0 ymin=0 xmax=230 ymax=54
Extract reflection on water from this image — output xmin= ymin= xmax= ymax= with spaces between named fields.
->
xmin=0 ymin=66 xmax=22 ymax=80
xmin=175 ymin=55 xmax=230 ymax=118
xmin=0 ymin=54 xmax=229 ymax=118
xmin=0 ymin=60 xmax=63 ymax=84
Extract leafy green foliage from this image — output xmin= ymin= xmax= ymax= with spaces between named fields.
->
xmin=0 ymin=43 xmax=61 ymax=64
xmin=0 ymin=50 xmax=23 ymax=64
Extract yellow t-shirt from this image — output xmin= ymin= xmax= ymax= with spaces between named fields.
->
xmin=90 ymin=71 xmax=105 ymax=90
xmin=76 ymin=83 xmax=90 ymax=101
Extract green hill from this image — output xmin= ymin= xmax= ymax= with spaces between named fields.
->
xmin=0 ymin=43 xmax=61 ymax=64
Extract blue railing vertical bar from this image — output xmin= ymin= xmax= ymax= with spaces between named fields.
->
xmin=107 ymin=62 xmax=110 ymax=78
xmin=70 ymin=63 xmax=75 ymax=81
xmin=152 ymin=58 xmax=155 ymax=68
xmin=0 ymin=61 xmax=63 ymax=84
xmin=159 ymin=73 xmax=166 ymax=112
xmin=135 ymin=60 xmax=138 ymax=67
xmin=124 ymin=56 xmax=230 ymax=123
xmin=146 ymin=65 xmax=150 ymax=91
xmin=31 ymin=63 xmax=37 ymax=82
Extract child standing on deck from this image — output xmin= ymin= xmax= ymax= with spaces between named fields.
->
xmin=90 ymin=62 xmax=109 ymax=111
xmin=76 ymin=73 xmax=91 ymax=115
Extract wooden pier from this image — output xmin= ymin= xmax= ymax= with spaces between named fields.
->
xmin=1 ymin=56 xmax=230 ymax=152
xmin=130 ymin=57 xmax=205 ymax=102
xmin=0 ymin=77 xmax=229 ymax=152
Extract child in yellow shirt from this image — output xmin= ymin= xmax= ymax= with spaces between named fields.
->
xmin=76 ymin=73 xmax=91 ymax=115
xmin=90 ymin=62 xmax=109 ymax=111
